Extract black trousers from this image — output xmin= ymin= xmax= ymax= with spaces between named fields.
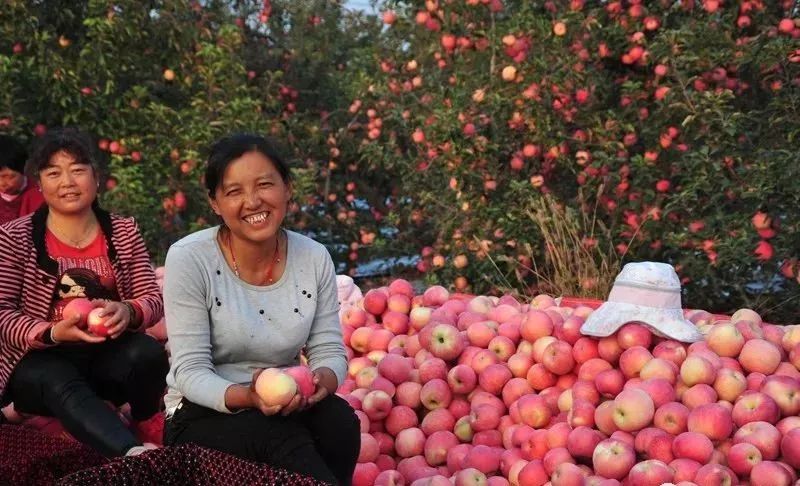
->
xmin=164 ymin=394 xmax=360 ymax=486
xmin=7 ymin=332 xmax=169 ymax=457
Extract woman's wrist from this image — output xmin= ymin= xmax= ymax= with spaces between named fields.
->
xmin=45 ymin=325 xmax=61 ymax=344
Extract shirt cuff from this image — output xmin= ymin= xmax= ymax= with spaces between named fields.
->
xmin=29 ymin=322 xmax=56 ymax=349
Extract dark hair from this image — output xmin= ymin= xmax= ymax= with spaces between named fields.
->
xmin=26 ymin=128 xmax=98 ymax=179
xmin=205 ymin=134 xmax=291 ymax=197
xmin=0 ymin=134 xmax=28 ymax=173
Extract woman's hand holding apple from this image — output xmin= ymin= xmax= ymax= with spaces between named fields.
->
xmin=51 ymin=313 xmax=106 ymax=344
xmin=89 ymin=300 xmax=131 ymax=339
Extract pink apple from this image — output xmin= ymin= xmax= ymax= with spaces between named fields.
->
xmin=681 ymin=384 xmax=718 ymax=409
xmin=519 ymin=310 xmax=554 ymax=342
xmin=760 ymin=375 xmax=800 ymax=417
xmin=418 ymin=357 xmax=448 ymax=383
xmin=633 ymin=378 xmax=677 ymax=408
xmin=594 ymin=400 xmax=618 ymax=436
xmin=62 ymin=297 xmax=95 ymax=328
xmin=284 ymin=365 xmax=315 ymax=398
xmin=598 ymin=336 xmax=623 ymax=364
xmin=594 ymin=369 xmax=625 ymax=398
xmin=501 ymin=378 xmax=532 ymax=408
xmin=592 ymin=438 xmax=636 ymax=479
xmin=732 ymin=392 xmax=780 ymax=426
xmin=424 ymin=323 xmax=464 ymax=361
xmin=550 ymin=462 xmax=586 ymax=486
xmin=616 ymin=323 xmax=653 ymax=350
xmin=669 ymin=458 xmax=701 ymax=483
xmin=626 ymin=459 xmax=674 ymax=486
xmin=652 ymin=340 xmax=687 ymax=366
xmin=364 ymin=289 xmax=389 ymax=316
xmin=727 ymin=441 xmax=762 ymax=476
xmin=618 ymin=346 xmax=653 ymax=378
xmin=578 ymin=358 xmax=613 ymax=382
xmin=394 ymin=427 xmax=426 ymax=458
xmin=542 ymin=340 xmax=575 ymax=375
xmin=467 ymin=321 xmax=497 ymax=347
xmin=420 ymin=378 xmax=452 ymax=410
xmin=566 ymin=425 xmax=603 ymax=460
xmin=516 ymin=459 xmax=548 ymax=486
xmin=687 ymin=403 xmax=733 ymax=441
xmin=358 ymin=432 xmax=379 ymax=463
xmin=733 ymin=421 xmax=782 ymax=460
xmin=739 ymin=339 xmax=782 ymax=374
xmin=254 ymin=368 xmax=296 ymax=407
xmin=680 ymin=355 xmax=716 ymax=386
xmin=693 ymin=463 xmax=737 ymax=486
xmin=714 ymin=368 xmax=747 ymax=403
xmin=749 ymin=460 xmax=794 ymax=486
xmin=654 ymin=401 xmax=689 ymax=435
xmin=777 ymin=415 xmax=800 ymax=435
xmin=672 ymin=431 xmax=713 ymax=463
xmin=542 ymin=447 xmax=574 ymax=475
xmin=478 ymin=363 xmax=512 ymax=395
xmin=488 ymin=336 xmax=516 ymax=362
xmin=454 ymin=415 xmax=474 ymax=442
xmin=362 ymin=390 xmax=393 ymax=421
xmin=515 ymin=394 xmax=551 ymax=428
xmin=353 ymin=462 xmax=380 ymax=486
xmin=422 ymin=285 xmax=449 ymax=307
xmin=385 ymin=405 xmax=419 ymax=436
xmin=612 ymin=388 xmax=654 ymax=432
xmin=470 ymin=349 xmax=499 ymax=374
xmin=507 ymin=352 xmax=534 ymax=378
xmin=350 ymin=326 xmax=374 ymax=353
xmin=420 ymin=407 xmax=455 ymax=435
xmin=527 ymin=363 xmax=557 ymax=391
xmin=395 ymin=382 xmax=422 ymax=408
xmin=409 ymin=306 xmax=433 ymax=331
xmin=780 ymin=427 xmax=800 ymax=469
xmin=342 ymin=306 xmax=368 ymax=328
xmin=424 ymin=430 xmax=459 ymax=466
xmin=374 ymin=469 xmax=404 ymax=486
xmin=87 ymin=307 xmax=112 ymax=336
xmin=378 ymin=353 xmax=414 ymax=385
xmin=639 ymin=358 xmax=678 ymax=384
xmin=447 ymin=364 xmax=477 ymax=395
xmin=706 ymin=323 xmax=745 ymax=358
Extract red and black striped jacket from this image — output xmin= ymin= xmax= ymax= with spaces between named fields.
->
xmin=0 ymin=204 xmax=163 ymax=405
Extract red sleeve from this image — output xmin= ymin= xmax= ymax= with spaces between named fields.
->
xmin=0 ymin=226 xmax=54 ymax=351
xmin=120 ymin=219 xmax=163 ymax=330
xmin=18 ymin=185 xmax=45 ymax=218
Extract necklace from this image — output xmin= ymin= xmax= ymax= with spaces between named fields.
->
xmin=48 ymin=218 xmax=98 ymax=248
xmin=225 ymin=228 xmax=281 ymax=285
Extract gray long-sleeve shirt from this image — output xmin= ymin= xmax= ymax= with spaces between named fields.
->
xmin=162 ymin=226 xmax=346 ymax=415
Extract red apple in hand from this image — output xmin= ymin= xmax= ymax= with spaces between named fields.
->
xmin=63 ymin=298 xmax=95 ymax=328
xmin=87 ymin=307 xmax=112 ymax=336
xmin=284 ymin=365 xmax=315 ymax=398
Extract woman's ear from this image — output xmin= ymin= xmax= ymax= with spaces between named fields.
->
xmin=208 ymin=195 xmax=221 ymax=216
xmin=285 ymin=181 xmax=293 ymax=204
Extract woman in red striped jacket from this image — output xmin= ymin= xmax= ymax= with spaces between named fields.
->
xmin=0 ymin=128 xmax=168 ymax=457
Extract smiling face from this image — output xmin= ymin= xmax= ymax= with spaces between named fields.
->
xmin=38 ymin=150 xmax=98 ymax=217
xmin=209 ymin=150 xmax=292 ymax=245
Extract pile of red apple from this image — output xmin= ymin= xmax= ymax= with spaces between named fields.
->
xmin=336 ymin=279 xmax=800 ymax=486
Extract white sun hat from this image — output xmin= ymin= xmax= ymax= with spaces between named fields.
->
xmin=580 ymin=261 xmax=704 ymax=343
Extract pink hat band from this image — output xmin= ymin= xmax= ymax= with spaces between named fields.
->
xmin=607 ymin=281 xmax=682 ymax=310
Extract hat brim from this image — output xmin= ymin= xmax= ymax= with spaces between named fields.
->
xmin=580 ymin=301 xmax=704 ymax=343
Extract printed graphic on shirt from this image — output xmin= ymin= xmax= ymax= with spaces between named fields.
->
xmin=50 ymin=263 xmax=118 ymax=321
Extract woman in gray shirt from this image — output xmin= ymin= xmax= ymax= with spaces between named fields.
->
xmin=162 ymin=134 xmax=359 ymax=485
